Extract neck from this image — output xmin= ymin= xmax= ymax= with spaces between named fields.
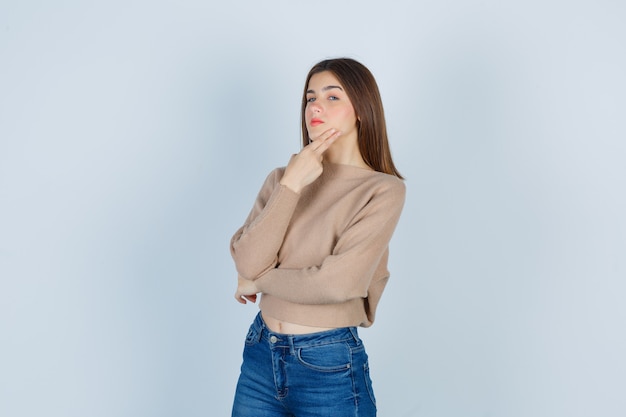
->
xmin=324 ymin=132 xmax=370 ymax=169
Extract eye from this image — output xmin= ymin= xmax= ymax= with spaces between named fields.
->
xmin=306 ymin=97 xmax=316 ymax=103
xmin=328 ymin=96 xmax=339 ymax=100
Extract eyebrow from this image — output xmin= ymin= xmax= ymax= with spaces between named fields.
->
xmin=306 ymin=85 xmax=344 ymax=94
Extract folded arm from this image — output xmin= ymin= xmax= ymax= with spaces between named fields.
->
xmin=230 ymin=168 xmax=301 ymax=280
xmin=255 ymin=182 xmax=405 ymax=304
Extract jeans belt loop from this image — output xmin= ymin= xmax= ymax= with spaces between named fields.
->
xmin=348 ymin=327 xmax=361 ymax=345
xmin=288 ymin=336 xmax=296 ymax=355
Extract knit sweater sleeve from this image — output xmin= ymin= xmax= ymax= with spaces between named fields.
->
xmin=255 ymin=180 xmax=405 ymax=304
xmin=230 ymin=168 xmax=301 ymax=280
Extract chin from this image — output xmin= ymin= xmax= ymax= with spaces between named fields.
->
xmin=306 ymin=127 xmax=321 ymax=139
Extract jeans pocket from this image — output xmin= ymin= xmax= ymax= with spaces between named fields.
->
xmin=244 ymin=325 xmax=260 ymax=346
xmin=296 ymin=342 xmax=351 ymax=372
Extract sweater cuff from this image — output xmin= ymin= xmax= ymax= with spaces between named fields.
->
xmin=272 ymin=183 xmax=300 ymax=211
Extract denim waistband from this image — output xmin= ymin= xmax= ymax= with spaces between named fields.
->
xmin=250 ymin=312 xmax=362 ymax=349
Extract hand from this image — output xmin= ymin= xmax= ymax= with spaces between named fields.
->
xmin=234 ymin=276 xmax=260 ymax=304
xmin=279 ymin=128 xmax=341 ymax=193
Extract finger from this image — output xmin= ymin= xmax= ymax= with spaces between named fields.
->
xmin=309 ymin=128 xmax=336 ymax=144
xmin=235 ymin=288 xmax=254 ymax=303
xmin=313 ymin=131 xmax=341 ymax=154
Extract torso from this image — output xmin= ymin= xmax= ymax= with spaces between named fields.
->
xmin=239 ymin=163 xmax=404 ymax=330
xmin=262 ymin=312 xmax=335 ymax=334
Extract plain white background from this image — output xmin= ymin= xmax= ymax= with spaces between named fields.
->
xmin=1 ymin=1 xmax=625 ymax=416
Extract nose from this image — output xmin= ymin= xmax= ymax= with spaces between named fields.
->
xmin=308 ymin=101 xmax=323 ymax=113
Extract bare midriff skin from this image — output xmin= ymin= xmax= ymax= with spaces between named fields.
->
xmin=262 ymin=312 xmax=334 ymax=334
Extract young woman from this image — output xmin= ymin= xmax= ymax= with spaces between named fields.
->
xmin=230 ymin=58 xmax=405 ymax=417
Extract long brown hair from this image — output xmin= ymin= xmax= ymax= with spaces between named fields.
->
xmin=300 ymin=58 xmax=403 ymax=179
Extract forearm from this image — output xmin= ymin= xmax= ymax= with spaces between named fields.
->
xmin=231 ymin=184 xmax=300 ymax=279
xmin=255 ymin=249 xmax=386 ymax=305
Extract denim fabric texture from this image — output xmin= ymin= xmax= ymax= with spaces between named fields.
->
xmin=232 ymin=312 xmax=377 ymax=417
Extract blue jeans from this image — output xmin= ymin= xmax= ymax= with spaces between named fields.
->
xmin=232 ymin=312 xmax=377 ymax=417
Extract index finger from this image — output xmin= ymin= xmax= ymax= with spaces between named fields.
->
xmin=309 ymin=128 xmax=339 ymax=146
xmin=311 ymin=130 xmax=341 ymax=154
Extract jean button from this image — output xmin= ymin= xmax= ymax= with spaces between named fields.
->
xmin=270 ymin=335 xmax=278 ymax=343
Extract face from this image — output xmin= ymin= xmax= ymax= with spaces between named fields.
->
xmin=305 ymin=71 xmax=358 ymax=141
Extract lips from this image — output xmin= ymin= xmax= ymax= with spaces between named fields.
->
xmin=310 ymin=118 xmax=324 ymax=127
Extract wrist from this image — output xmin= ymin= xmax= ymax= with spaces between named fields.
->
xmin=279 ymin=177 xmax=302 ymax=194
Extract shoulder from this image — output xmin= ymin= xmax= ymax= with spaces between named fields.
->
xmin=325 ymin=163 xmax=405 ymax=192
xmin=345 ymin=171 xmax=405 ymax=216
xmin=322 ymin=163 xmax=406 ymax=205
xmin=367 ymin=171 xmax=406 ymax=201
xmin=260 ymin=166 xmax=287 ymax=187
xmin=351 ymin=172 xmax=405 ymax=225
xmin=268 ymin=166 xmax=286 ymax=179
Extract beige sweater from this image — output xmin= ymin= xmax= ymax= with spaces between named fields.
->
xmin=230 ymin=161 xmax=405 ymax=328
